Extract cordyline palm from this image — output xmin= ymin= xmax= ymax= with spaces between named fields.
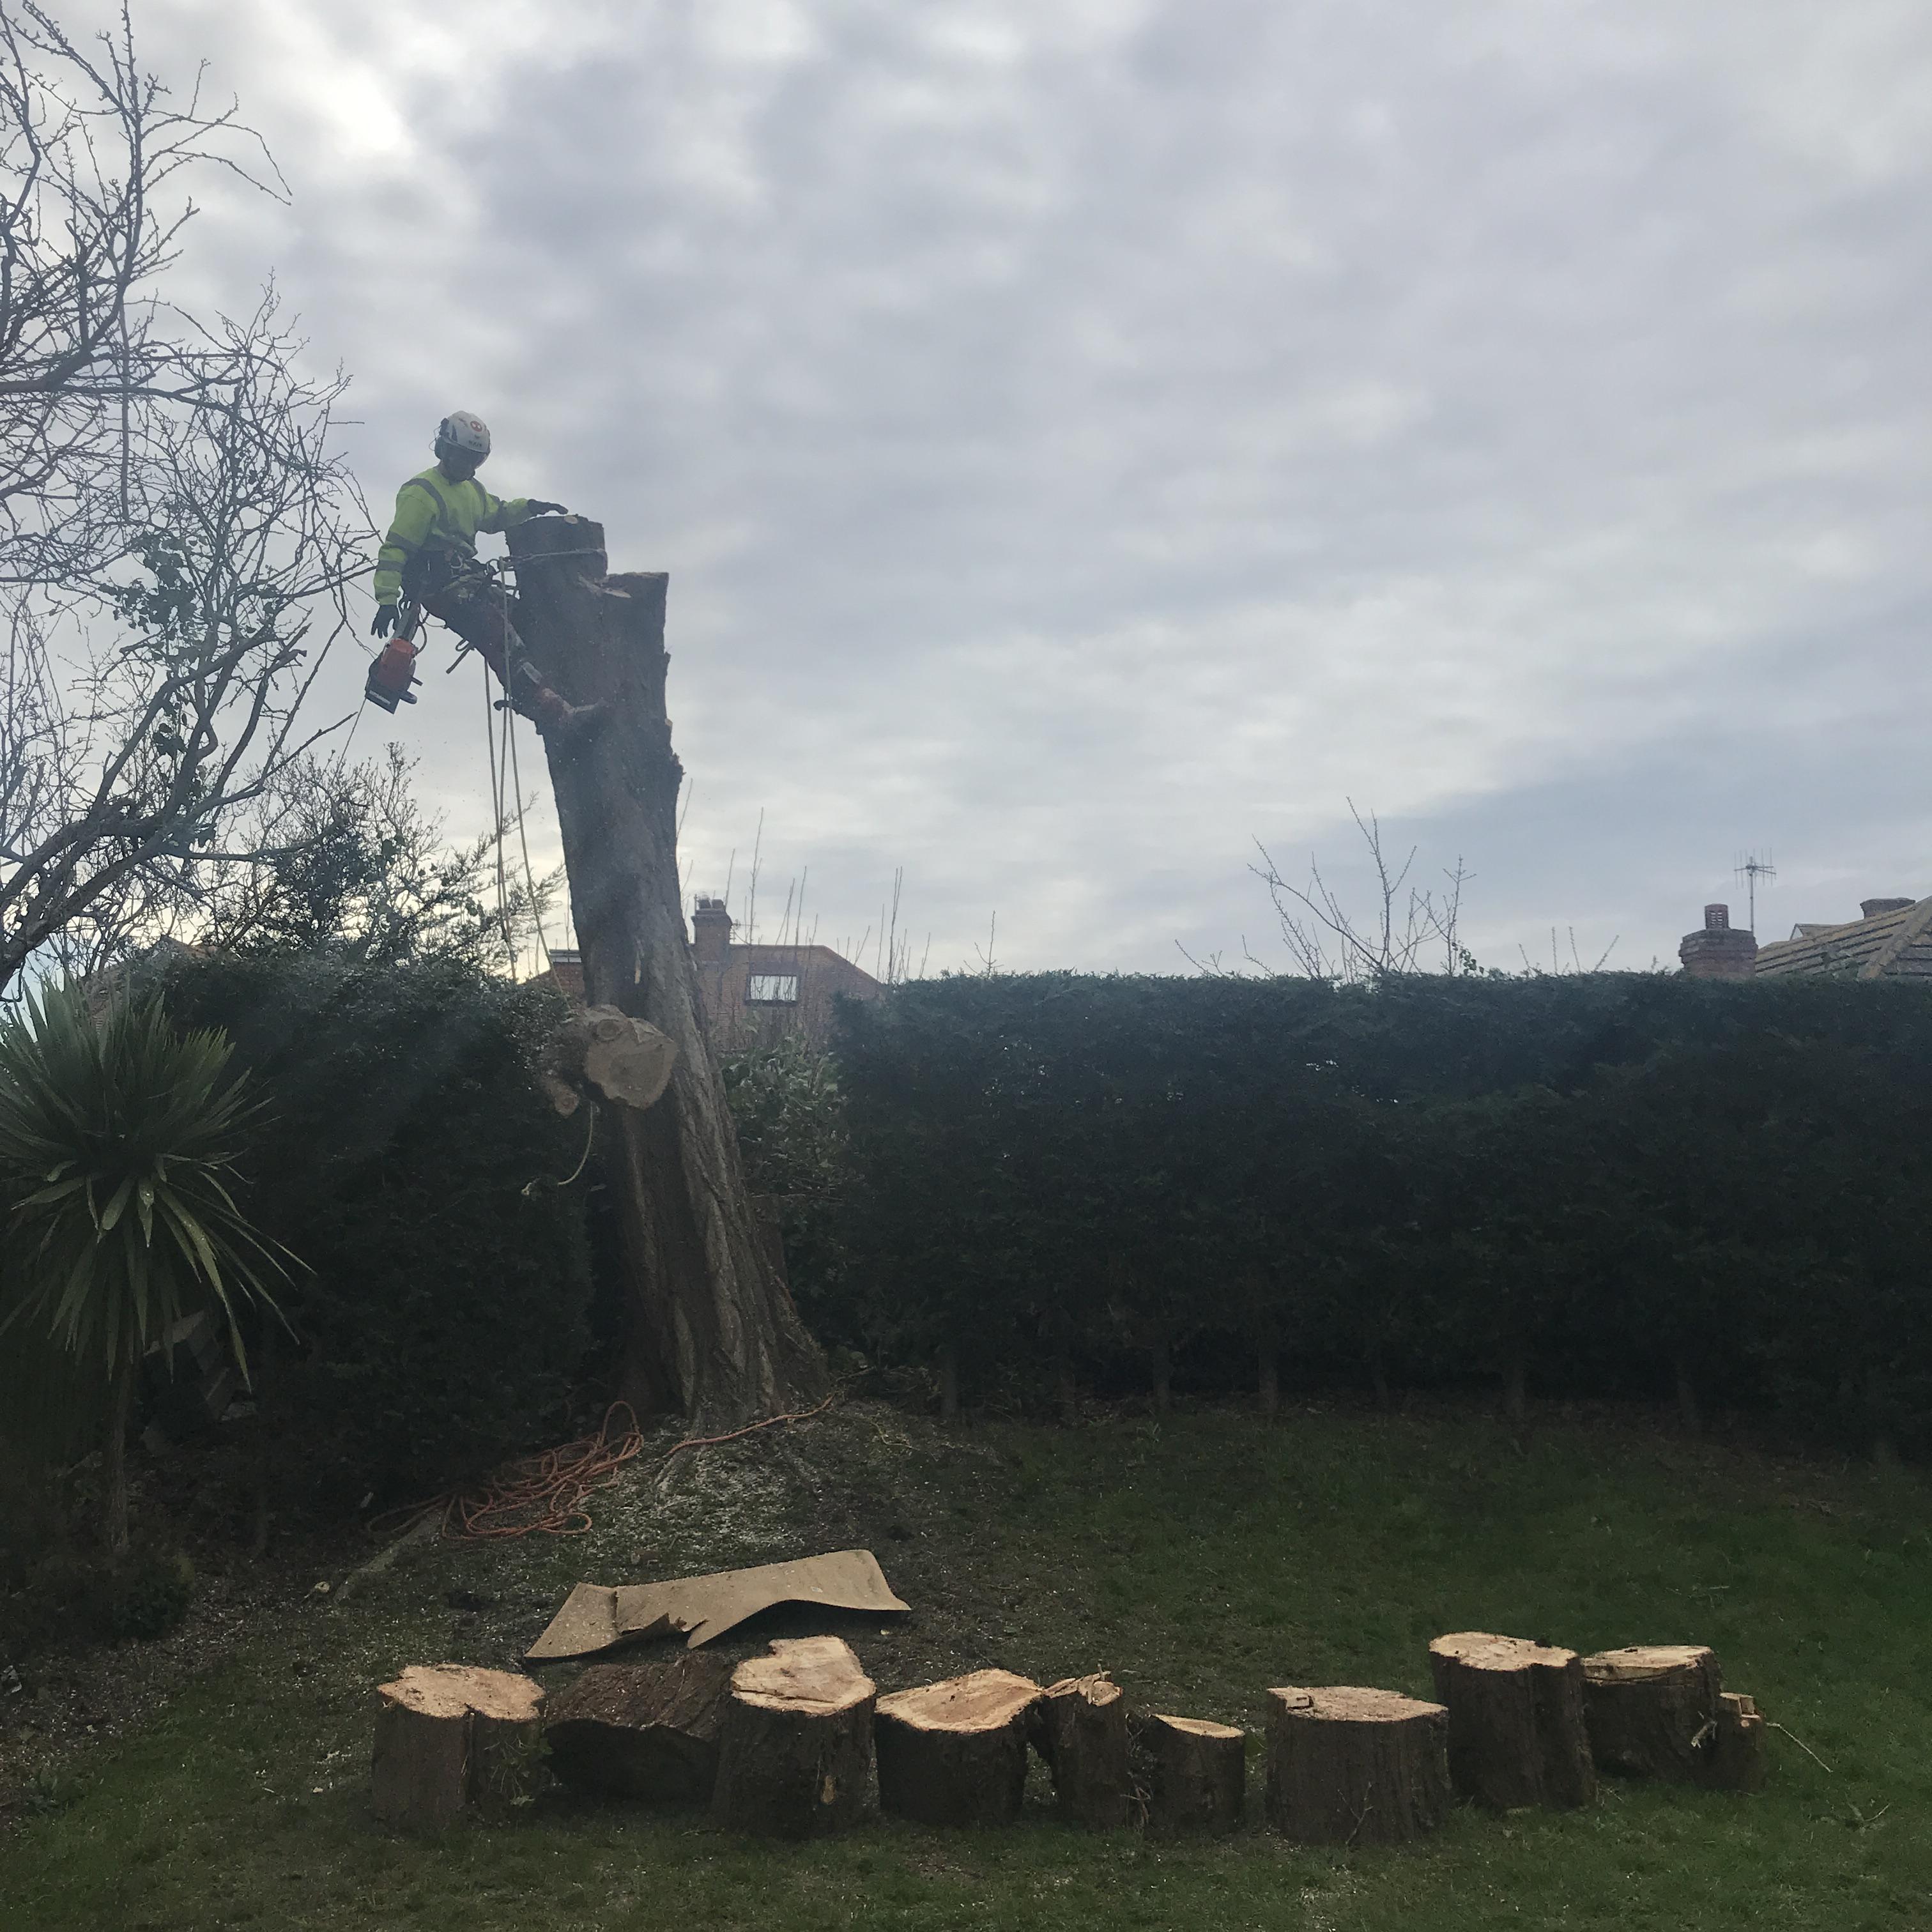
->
xmin=0 ymin=983 xmax=291 ymax=1553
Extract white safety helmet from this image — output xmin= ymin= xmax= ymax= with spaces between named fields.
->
xmin=433 ymin=410 xmax=491 ymax=462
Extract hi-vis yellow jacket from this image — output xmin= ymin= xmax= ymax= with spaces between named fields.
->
xmin=372 ymin=466 xmax=535 ymax=604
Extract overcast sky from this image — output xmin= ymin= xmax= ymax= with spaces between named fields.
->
xmin=121 ymin=0 xmax=1932 ymax=976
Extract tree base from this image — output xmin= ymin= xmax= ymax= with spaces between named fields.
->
xmin=371 ymin=1664 xmax=544 ymax=1832
xmin=1034 ymin=1673 xmax=1131 ymax=1828
xmin=710 ymin=1637 xmax=875 ymax=1837
xmin=1265 ymin=1685 xmax=1450 ymax=1846
xmin=1581 ymin=1645 xmax=1721 ymax=1782
xmin=543 ymin=1654 xmax=734 ymax=1802
xmin=1427 ymin=1631 xmax=1594 ymax=1811
xmin=874 ymin=1669 xmax=1043 ymax=1826
xmin=1145 ymin=1713 xmax=1245 ymax=1835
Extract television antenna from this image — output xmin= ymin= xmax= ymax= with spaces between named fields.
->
xmin=1735 ymin=850 xmax=1776 ymax=933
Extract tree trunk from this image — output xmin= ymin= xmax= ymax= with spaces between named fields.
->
xmin=710 ymin=1637 xmax=875 ymax=1837
xmin=1579 ymin=1646 xmax=1722 ymax=1782
xmin=510 ymin=519 xmax=827 ymax=1429
xmin=1259 ymin=1342 xmax=1279 ymax=1421
xmin=1034 ymin=1673 xmax=1131 ymax=1827
xmin=1426 ymin=1632 xmax=1594 ymax=1811
xmin=101 ymin=1359 xmax=134 ymax=1556
xmin=371 ymin=1664 xmax=546 ymax=1832
xmin=1144 ymin=1713 xmax=1245 ymax=1835
xmin=1673 ymin=1351 xmax=1702 ymax=1438
xmin=874 ymin=1669 xmax=1042 ymax=1826
xmin=543 ymin=1654 xmax=735 ymax=1802
xmin=1264 ymin=1685 xmax=1450 ymax=1846
xmin=938 ymin=1344 xmax=959 ymax=1424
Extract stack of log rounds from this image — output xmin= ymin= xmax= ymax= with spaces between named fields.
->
xmin=1427 ymin=1632 xmax=1595 ymax=1811
xmin=1581 ymin=1645 xmax=1722 ymax=1782
xmin=543 ymin=1653 xmax=735 ymax=1802
xmin=371 ymin=1664 xmax=545 ymax=1832
xmin=1036 ymin=1673 xmax=1133 ymax=1828
xmin=710 ymin=1637 xmax=877 ymax=1837
xmin=1264 ymin=1686 xmax=1450 ymax=1846
xmin=874 ymin=1669 xmax=1043 ymax=1826
xmin=1144 ymin=1714 xmax=1246 ymax=1835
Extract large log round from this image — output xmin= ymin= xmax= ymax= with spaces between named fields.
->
xmin=1427 ymin=1631 xmax=1594 ymax=1811
xmin=1145 ymin=1713 xmax=1246 ymax=1836
xmin=1264 ymin=1685 xmax=1450 ymax=1846
xmin=874 ymin=1669 xmax=1043 ymax=1827
xmin=543 ymin=1653 xmax=734 ymax=1802
xmin=1581 ymin=1645 xmax=1721 ymax=1782
xmin=371 ymin=1664 xmax=544 ymax=1832
xmin=710 ymin=1637 xmax=876 ymax=1837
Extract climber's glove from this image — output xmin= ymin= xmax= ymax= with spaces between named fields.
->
xmin=371 ymin=603 xmax=397 ymax=639
xmin=526 ymin=500 xmax=569 ymax=516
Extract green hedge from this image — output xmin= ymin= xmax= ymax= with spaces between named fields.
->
xmin=832 ymin=972 xmax=1932 ymax=1452
xmin=151 ymin=954 xmax=592 ymax=1510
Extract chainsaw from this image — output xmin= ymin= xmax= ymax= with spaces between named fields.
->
xmin=364 ymin=597 xmax=425 ymax=712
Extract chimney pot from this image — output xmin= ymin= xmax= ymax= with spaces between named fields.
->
xmin=1704 ymin=903 xmax=1729 ymax=931
xmin=692 ymin=896 xmax=733 ymax=968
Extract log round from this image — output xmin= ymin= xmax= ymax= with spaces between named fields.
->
xmin=874 ymin=1669 xmax=1042 ymax=1827
xmin=1580 ymin=1645 xmax=1721 ymax=1782
xmin=544 ymin=1653 xmax=734 ymax=1802
xmin=1036 ymin=1673 xmax=1132 ymax=1828
xmin=1698 ymin=1692 xmax=1767 ymax=1792
xmin=1145 ymin=1713 xmax=1246 ymax=1836
xmin=1427 ymin=1631 xmax=1595 ymax=1811
xmin=372 ymin=1663 xmax=545 ymax=1832
xmin=710 ymin=1637 xmax=876 ymax=1837
xmin=1264 ymin=1685 xmax=1450 ymax=1846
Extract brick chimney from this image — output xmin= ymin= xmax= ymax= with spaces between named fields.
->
xmin=1859 ymin=897 xmax=1915 ymax=920
xmin=1678 ymin=903 xmax=1756 ymax=980
xmin=692 ymin=896 xmax=733 ymax=967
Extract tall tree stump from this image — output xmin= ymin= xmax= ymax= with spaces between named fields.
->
xmin=543 ymin=1654 xmax=735 ymax=1802
xmin=1145 ymin=1714 xmax=1246 ymax=1836
xmin=710 ymin=1637 xmax=875 ymax=1837
xmin=1698 ymin=1692 xmax=1767 ymax=1792
xmin=1581 ymin=1645 xmax=1722 ymax=1782
xmin=1427 ymin=1632 xmax=1595 ymax=1811
xmin=1264 ymin=1686 xmax=1450 ymax=1847
xmin=509 ymin=518 xmax=827 ymax=1429
xmin=1035 ymin=1673 xmax=1132 ymax=1828
xmin=371 ymin=1664 xmax=544 ymax=1832
xmin=874 ymin=1669 xmax=1043 ymax=1826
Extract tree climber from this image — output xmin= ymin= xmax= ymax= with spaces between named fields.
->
xmin=369 ymin=410 xmax=599 ymax=735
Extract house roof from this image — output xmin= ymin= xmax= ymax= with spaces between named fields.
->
xmin=1753 ymin=897 xmax=1932 ymax=980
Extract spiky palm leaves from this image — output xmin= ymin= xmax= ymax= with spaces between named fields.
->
xmin=0 ymin=983 xmax=289 ymax=1549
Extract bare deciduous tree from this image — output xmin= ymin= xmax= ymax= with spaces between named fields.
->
xmin=0 ymin=6 xmax=369 ymax=988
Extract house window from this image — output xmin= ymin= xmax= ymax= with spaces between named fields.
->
xmin=746 ymin=974 xmax=799 ymax=1005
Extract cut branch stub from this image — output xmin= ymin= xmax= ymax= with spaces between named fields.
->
xmin=1144 ymin=1713 xmax=1246 ymax=1836
xmin=875 ymin=1669 xmax=1043 ymax=1827
xmin=1034 ymin=1673 xmax=1131 ymax=1828
xmin=539 ymin=1004 xmax=678 ymax=1117
xmin=710 ymin=1637 xmax=876 ymax=1837
xmin=371 ymin=1664 xmax=544 ymax=1832
xmin=1427 ymin=1631 xmax=1595 ymax=1811
xmin=1698 ymin=1692 xmax=1767 ymax=1792
xmin=1580 ymin=1645 xmax=1722 ymax=1782
xmin=1264 ymin=1685 xmax=1450 ymax=1846
xmin=542 ymin=1653 xmax=734 ymax=1803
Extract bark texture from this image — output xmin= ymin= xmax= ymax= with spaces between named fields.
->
xmin=874 ymin=1669 xmax=1043 ymax=1826
xmin=542 ymin=1654 xmax=734 ymax=1802
xmin=1035 ymin=1673 xmax=1131 ymax=1828
xmin=1264 ymin=1685 xmax=1450 ymax=1846
xmin=1580 ymin=1645 xmax=1722 ymax=1782
xmin=1144 ymin=1713 xmax=1246 ymax=1836
xmin=1698 ymin=1692 xmax=1767 ymax=1792
xmin=371 ymin=1664 xmax=544 ymax=1832
xmin=509 ymin=519 xmax=828 ymax=1427
xmin=1427 ymin=1631 xmax=1595 ymax=1811
xmin=710 ymin=1637 xmax=875 ymax=1837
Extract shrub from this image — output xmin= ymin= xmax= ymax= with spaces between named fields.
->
xmin=146 ymin=953 xmax=592 ymax=1512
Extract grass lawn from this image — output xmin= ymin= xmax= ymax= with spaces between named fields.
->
xmin=3 ymin=1400 xmax=1929 ymax=1930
